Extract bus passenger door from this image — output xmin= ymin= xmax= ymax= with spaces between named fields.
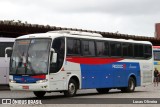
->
xmin=49 ymin=72 xmax=66 ymax=90
xmin=49 ymin=37 xmax=66 ymax=90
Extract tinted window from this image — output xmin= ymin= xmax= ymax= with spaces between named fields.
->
xmin=134 ymin=44 xmax=144 ymax=57
xmin=0 ymin=42 xmax=14 ymax=57
xmin=67 ymin=38 xmax=80 ymax=55
xmin=122 ymin=43 xmax=133 ymax=57
xmin=96 ymin=41 xmax=109 ymax=56
xmin=110 ymin=42 xmax=121 ymax=57
xmin=144 ymin=45 xmax=152 ymax=58
xmin=82 ymin=40 xmax=95 ymax=56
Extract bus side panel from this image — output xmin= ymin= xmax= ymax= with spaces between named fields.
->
xmin=80 ymin=62 xmax=141 ymax=89
xmin=81 ymin=64 xmax=113 ymax=89
xmin=0 ymin=57 xmax=10 ymax=85
xmin=0 ymin=67 xmax=7 ymax=84
xmin=126 ymin=62 xmax=141 ymax=87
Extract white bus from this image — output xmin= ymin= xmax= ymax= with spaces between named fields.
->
xmin=6 ymin=30 xmax=153 ymax=98
xmin=153 ymin=46 xmax=160 ymax=81
xmin=0 ymin=37 xmax=15 ymax=85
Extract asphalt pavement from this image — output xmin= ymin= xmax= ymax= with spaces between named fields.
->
xmin=0 ymin=84 xmax=160 ymax=107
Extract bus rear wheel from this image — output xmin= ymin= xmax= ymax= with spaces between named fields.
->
xmin=33 ymin=91 xmax=46 ymax=98
xmin=121 ymin=77 xmax=135 ymax=93
xmin=96 ymin=88 xmax=109 ymax=94
xmin=64 ymin=79 xmax=77 ymax=97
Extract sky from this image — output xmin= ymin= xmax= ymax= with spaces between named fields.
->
xmin=0 ymin=0 xmax=160 ymax=37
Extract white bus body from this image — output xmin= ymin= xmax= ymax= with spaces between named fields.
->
xmin=153 ymin=46 xmax=160 ymax=78
xmin=0 ymin=37 xmax=15 ymax=85
xmin=8 ymin=31 xmax=153 ymax=97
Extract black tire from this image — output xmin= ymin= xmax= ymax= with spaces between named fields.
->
xmin=121 ymin=77 xmax=135 ymax=93
xmin=96 ymin=88 xmax=109 ymax=94
xmin=64 ymin=79 xmax=77 ymax=97
xmin=33 ymin=91 xmax=46 ymax=98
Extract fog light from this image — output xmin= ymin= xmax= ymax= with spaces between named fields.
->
xmin=9 ymin=79 xmax=16 ymax=83
xmin=36 ymin=79 xmax=48 ymax=83
xmin=41 ymin=86 xmax=47 ymax=88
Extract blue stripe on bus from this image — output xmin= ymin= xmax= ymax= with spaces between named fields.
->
xmin=154 ymin=62 xmax=158 ymax=65
xmin=154 ymin=61 xmax=160 ymax=65
xmin=80 ymin=62 xmax=140 ymax=89
xmin=13 ymin=75 xmax=44 ymax=83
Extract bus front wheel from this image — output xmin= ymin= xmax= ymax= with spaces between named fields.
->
xmin=33 ymin=91 xmax=46 ymax=98
xmin=64 ymin=79 xmax=77 ymax=97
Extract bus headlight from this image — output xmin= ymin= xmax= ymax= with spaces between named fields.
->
xmin=9 ymin=79 xmax=16 ymax=83
xmin=36 ymin=79 xmax=48 ymax=83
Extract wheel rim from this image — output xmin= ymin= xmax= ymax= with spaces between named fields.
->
xmin=69 ymin=83 xmax=75 ymax=95
xmin=129 ymin=80 xmax=134 ymax=90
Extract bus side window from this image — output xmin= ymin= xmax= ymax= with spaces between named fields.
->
xmin=0 ymin=42 xmax=14 ymax=57
xmin=122 ymin=43 xmax=133 ymax=58
xmin=134 ymin=44 xmax=144 ymax=58
xmin=96 ymin=41 xmax=109 ymax=56
xmin=67 ymin=38 xmax=81 ymax=55
xmin=110 ymin=42 xmax=122 ymax=57
xmin=144 ymin=45 xmax=152 ymax=58
xmin=82 ymin=40 xmax=95 ymax=56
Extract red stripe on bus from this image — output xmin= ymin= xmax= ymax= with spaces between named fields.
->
xmin=31 ymin=75 xmax=46 ymax=79
xmin=66 ymin=57 xmax=123 ymax=65
xmin=153 ymin=46 xmax=160 ymax=48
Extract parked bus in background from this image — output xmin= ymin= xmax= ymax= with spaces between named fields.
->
xmin=153 ymin=46 xmax=160 ymax=76
xmin=0 ymin=37 xmax=15 ymax=85
xmin=6 ymin=30 xmax=153 ymax=98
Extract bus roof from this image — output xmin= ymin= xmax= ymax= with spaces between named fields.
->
xmin=153 ymin=46 xmax=160 ymax=48
xmin=0 ymin=37 xmax=15 ymax=42
xmin=48 ymin=30 xmax=102 ymax=37
xmin=17 ymin=30 xmax=152 ymax=45
xmin=153 ymin=46 xmax=160 ymax=51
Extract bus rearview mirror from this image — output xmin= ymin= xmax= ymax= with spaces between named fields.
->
xmin=5 ymin=47 xmax=13 ymax=61
xmin=52 ymin=53 xmax=57 ymax=63
xmin=5 ymin=54 xmax=8 ymax=61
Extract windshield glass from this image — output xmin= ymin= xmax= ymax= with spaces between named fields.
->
xmin=10 ymin=39 xmax=51 ymax=75
xmin=154 ymin=51 xmax=160 ymax=61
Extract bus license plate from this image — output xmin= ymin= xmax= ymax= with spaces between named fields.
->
xmin=22 ymin=86 xmax=29 ymax=89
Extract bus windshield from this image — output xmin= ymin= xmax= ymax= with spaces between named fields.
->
xmin=154 ymin=51 xmax=160 ymax=61
xmin=10 ymin=39 xmax=51 ymax=75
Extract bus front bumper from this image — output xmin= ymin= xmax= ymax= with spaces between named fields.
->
xmin=9 ymin=82 xmax=49 ymax=91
